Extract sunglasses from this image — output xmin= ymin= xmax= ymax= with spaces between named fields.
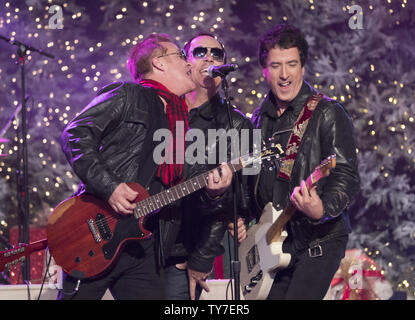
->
xmin=191 ymin=46 xmax=225 ymax=62
xmin=158 ymin=49 xmax=187 ymax=61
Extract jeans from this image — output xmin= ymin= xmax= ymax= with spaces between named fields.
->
xmin=57 ymin=240 xmax=164 ymax=300
xmin=163 ymin=259 xmax=202 ymax=300
xmin=267 ymin=235 xmax=348 ymax=300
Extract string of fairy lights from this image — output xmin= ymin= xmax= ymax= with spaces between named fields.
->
xmin=0 ymin=0 xmax=259 ymax=200
xmin=0 ymin=0 xmax=414 ymax=296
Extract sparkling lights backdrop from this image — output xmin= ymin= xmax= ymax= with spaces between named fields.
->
xmin=0 ymin=0 xmax=414 ymax=297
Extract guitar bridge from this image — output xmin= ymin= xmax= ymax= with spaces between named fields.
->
xmin=87 ymin=218 xmax=102 ymax=243
xmin=87 ymin=214 xmax=113 ymax=244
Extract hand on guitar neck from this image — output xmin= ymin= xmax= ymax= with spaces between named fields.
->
xmin=239 ymin=155 xmax=336 ymax=300
xmin=290 ymin=180 xmax=324 ymax=221
xmin=205 ymin=163 xmax=233 ymax=199
xmin=108 ymin=163 xmax=232 ymax=216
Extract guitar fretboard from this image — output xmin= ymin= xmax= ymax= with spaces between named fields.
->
xmin=133 ymin=160 xmax=243 ymax=218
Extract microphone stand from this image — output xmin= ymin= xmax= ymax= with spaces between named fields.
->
xmin=0 ymin=34 xmax=54 ymax=282
xmin=221 ymin=76 xmax=246 ymax=300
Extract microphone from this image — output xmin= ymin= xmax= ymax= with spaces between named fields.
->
xmin=207 ymin=64 xmax=238 ymax=78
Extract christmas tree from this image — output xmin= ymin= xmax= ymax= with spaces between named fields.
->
xmin=0 ymin=0 xmax=414 ymax=297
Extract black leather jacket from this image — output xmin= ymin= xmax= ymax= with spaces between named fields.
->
xmin=163 ymin=93 xmax=254 ymax=272
xmin=61 ymin=83 xmax=252 ymax=273
xmin=251 ymin=82 xmax=360 ymax=249
xmin=61 ymin=82 xmax=167 ymax=200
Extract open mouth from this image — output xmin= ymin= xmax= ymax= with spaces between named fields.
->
xmin=279 ymin=81 xmax=292 ymax=88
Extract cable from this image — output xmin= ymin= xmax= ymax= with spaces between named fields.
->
xmin=37 ymin=248 xmax=53 ymax=300
xmin=38 ymin=248 xmax=81 ymax=300
xmin=225 ymin=231 xmax=234 ymax=300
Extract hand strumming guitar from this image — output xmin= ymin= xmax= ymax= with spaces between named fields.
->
xmin=108 ymin=182 xmax=138 ymax=215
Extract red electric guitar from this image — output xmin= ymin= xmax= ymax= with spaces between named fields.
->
xmin=42 ymin=144 xmax=283 ymax=280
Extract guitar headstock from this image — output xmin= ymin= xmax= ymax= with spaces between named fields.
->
xmin=0 ymin=244 xmax=27 ymax=272
xmin=240 ymin=138 xmax=285 ymax=170
xmin=261 ymin=141 xmax=284 ymax=163
xmin=0 ymin=239 xmax=47 ymax=272
xmin=315 ymin=154 xmax=336 ymax=178
xmin=260 ymin=136 xmax=286 ymax=171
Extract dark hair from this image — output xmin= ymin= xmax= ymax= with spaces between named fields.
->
xmin=258 ymin=24 xmax=308 ymax=68
xmin=183 ymin=32 xmax=227 ymax=63
xmin=127 ymin=33 xmax=175 ymax=81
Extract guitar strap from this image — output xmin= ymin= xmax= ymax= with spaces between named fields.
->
xmin=278 ymin=93 xmax=323 ymax=181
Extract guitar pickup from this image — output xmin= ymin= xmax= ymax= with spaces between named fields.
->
xmin=87 ymin=214 xmax=113 ymax=243
xmin=96 ymin=213 xmax=112 ymax=241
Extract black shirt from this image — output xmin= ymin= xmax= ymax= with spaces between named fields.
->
xmin=188 ymin=93 xmax=222 ymax=124
xmin=256 ymin=81 xmax=314 ymax=210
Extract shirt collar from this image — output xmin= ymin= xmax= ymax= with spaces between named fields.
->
xmin=189 ymin=92 xmax=222 ymax=121
xmin=261 ymin=81 xmax=314 ymax=119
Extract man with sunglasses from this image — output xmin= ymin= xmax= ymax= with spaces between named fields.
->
xmin=250 ymin=24 xmax=360 ymax=299
xmin=58 ymin=33 xmax=233 ymax=300
xmin=161 ymin=32 xmax=254 ymax=300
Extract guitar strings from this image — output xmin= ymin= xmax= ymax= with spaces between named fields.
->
xmin=89 ymin=171 xmax=213 ymax=231
xmin=66 ymin=147 xmax=281 ymax=236
xmin=90 ymin=163 xmax=232 ymax=230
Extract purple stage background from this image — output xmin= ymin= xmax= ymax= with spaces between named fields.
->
xmin=0 ymin=0 xmax=414 ymax=298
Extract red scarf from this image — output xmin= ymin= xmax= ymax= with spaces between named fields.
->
xmin=139 ymin=79 xmax=189 ymax=187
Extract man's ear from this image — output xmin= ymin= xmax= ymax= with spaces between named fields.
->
xmin=152 ymin=56 xmax=164 ymax=72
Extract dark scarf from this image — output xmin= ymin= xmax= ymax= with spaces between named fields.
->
xmin=139 ymin=79 xmax=189 ymax=187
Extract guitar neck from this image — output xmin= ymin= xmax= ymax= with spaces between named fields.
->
xmin=265 ymin=168 xmax=324 ymax=244
xmin=133 ymin=159 xmax=243 ymax=219
xmin=306 ymin=168 xmax=323 ymax=190
xmin=27 ymin=239 xmax=48 ymax=252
